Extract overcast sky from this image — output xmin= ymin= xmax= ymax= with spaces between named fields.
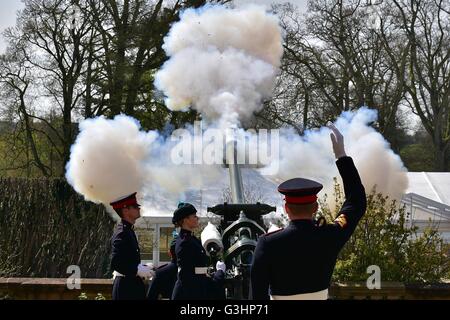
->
xmin=0 ymin=0 xmax=308 ymax=53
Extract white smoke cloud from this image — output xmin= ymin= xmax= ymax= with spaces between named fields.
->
xmin=65 ymin=116 xmax=223 ymax=212
xmin=65 ymin=115 xmax=157 ymax=206
xmin=66 ymin=5 xmax=408 ymax=220
xmin=261 ymin=108 xmax=409 ymax=207
xmin=66 ymin=109 xmax=408 ymax=218
xmin=143 ymin=127 xmax=223 ymax=194
xmin=155 ymin=4 xmax=283 ymax=126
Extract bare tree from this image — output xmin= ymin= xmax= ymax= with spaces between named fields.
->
xmin=269 ymin=1 xmax=409 ymax=146
xmin=0 ymin=50 xmax=52 ymax=176
xmin=2 ymin=0 xmax=94 ymax=170
xmin=0 ymin=0 xmax=231 ymax=177
xmin=391 ymin=0 xmax=450 ymax=171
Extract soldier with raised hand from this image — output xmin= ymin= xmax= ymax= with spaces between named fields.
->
xmin=250 ymin=123 xmax=367 ymax=300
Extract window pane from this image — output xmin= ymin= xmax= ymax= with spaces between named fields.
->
xmin=159 ymin=227 xmax=175 ymax=262
xmin=136 ymin=228 xmax=153 ymax=261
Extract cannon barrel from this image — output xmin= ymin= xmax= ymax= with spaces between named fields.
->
xmin=225 ymin=128 xmax=245 ymax=204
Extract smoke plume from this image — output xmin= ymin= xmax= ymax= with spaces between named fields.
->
xmin=261 ymin=108 xmax=409 ymax=208
xmin=66 ymin=116 xmax=223 ymax=213
xmin=65 ymin=115 xmax=156 ymax=206
xmin=155 ymin=4 xmax=283 ymax=127
xmin=66 ymin=5 xmax=408 ymax=218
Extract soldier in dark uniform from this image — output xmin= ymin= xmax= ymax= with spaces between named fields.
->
xmin=251 ymin=123 xmax=367 ymax=300
xmin=146 ymin=235 xmax=178 ymax=300
xmin=171 ymin=203 xmax=226 ymax=300
xmin=110 ymin=192 xmax=154 ymax=300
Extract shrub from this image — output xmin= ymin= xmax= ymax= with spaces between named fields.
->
xmin=0 ymin=178 xmax=114 ymax=278
xmin=319 ymin=179 xmax=449 ymax=283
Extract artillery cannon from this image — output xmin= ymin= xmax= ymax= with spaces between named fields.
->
xmin=201 ymin=128 xmax=276 ymax=299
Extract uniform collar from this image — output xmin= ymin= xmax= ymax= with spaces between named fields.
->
xmin=289 ymin=219 xmax=314 ymax=227
xmin=179 ymin=228 xmax=192 ymax=236
xmin=121 ymin=219 xmax=134 ymax=230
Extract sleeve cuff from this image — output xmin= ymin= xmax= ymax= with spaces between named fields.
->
xmin=336 ymin=155 xmax=352 ymax=164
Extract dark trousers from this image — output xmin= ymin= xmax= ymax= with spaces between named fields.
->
xmin=112 ymin=276 xmax=145 ymax=300
xmin=172 ymin=272 xmax=225 ymax=300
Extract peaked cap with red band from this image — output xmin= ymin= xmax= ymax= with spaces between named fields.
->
xmin=110 ymin=192 xmax=140 ymax=210
xmin=278 ymin=178 xmax=323 ymax=204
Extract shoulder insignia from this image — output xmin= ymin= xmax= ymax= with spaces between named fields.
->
xmin=334 ymin=214 xmax=348 ymax=228
xmin=264 ymin=228 xmax=284 ymax=236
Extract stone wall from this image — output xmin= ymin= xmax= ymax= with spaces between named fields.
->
xmin=0 ymin=278 xmax=112 ymax=300
xmin=1 ymin=278 xmax=450 ymax=300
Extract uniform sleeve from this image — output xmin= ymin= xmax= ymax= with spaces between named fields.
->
xmin=110 ymin=231 xmax=138 ymax=277
xmin=332 ymin=156 xmax=367 ymax=248
xmin=250 ymin=236 xmax=270 ymax=300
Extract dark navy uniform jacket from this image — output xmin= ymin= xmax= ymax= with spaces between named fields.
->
xmin=172 ymin=229 xmax=225 ymax=300
xmin=111 ymin=219 xmax=145 ymax=300
xmin=147 ymin=261 xmax=177 ymax=300
xmin=251 ymin=156 xmax=367 ymax=300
